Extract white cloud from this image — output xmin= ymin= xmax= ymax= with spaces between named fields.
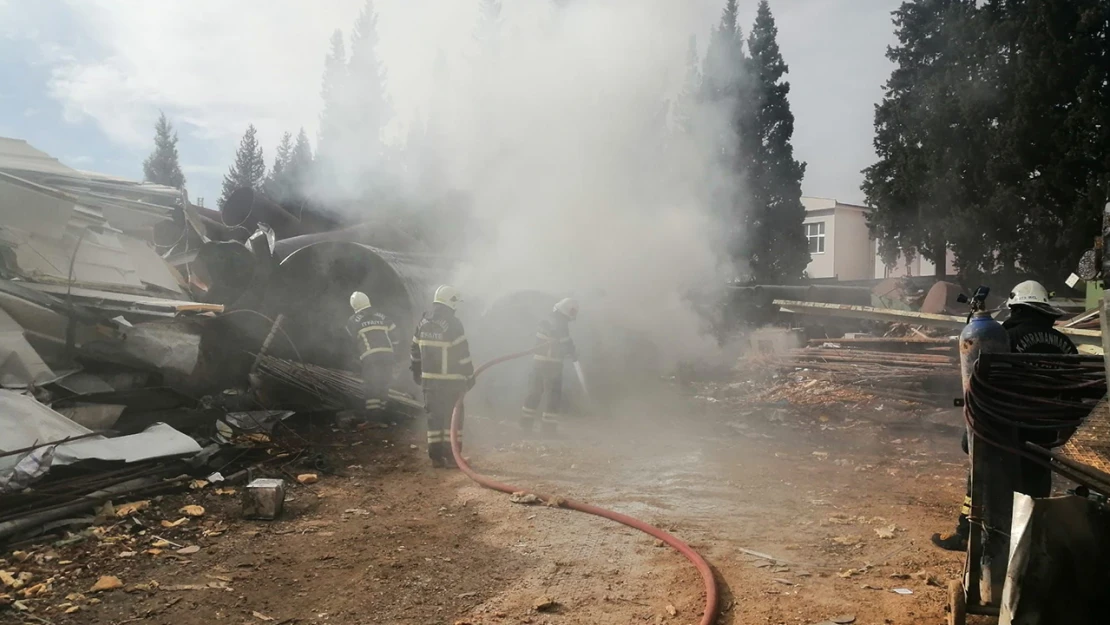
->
xmin=181 ymin=163 xmax=225 ymax=176
xmin=29 ymin=0 xmax=898 ymax=202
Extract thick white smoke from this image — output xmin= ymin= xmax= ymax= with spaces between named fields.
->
xmin=322 ymin=0 xmax=745 ymax=369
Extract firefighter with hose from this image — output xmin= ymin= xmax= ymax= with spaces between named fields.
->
xmin=346 ymin=291 xmax=400 ymax=423
xmin=411 ymin=285 xmax=475 ymax=468
xmin=521 ymin=297 xmax=579 ymax=436
xmin=932 ymin=280 xmax=1077 ymax=551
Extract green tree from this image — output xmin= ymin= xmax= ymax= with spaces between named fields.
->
xmin=218 ymin=125 xmax=266 ymax=210
xmin=700 ymin=0 xmax=750 ymax=276
xmin=346 ymin=0 xmax=391 ymax=179
xmin=671 ymin=35 xmax=702 ymax=136
xmin=743 ymin=0 xmax=808 ymax=283
xmin=862 ymin=0 xmax=983 ymax=280
xmin=700 ymin=0 xmax=744 ymax=106
xmin=286 ymin=129 xmax=314 ymax=194
xmin=142 ymin=112 xmax=186 ymax=188
xmin=263 ymin=131 xmax=293 ymax=200
xmin=316 ymin=30 xmax=348 ymax=166
xmin=983 ymin=0 xmax=1110 ymax=284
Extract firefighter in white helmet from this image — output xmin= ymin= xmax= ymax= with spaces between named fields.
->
xmin=932 ymin=279 xmax=1077 ymax=551
xmin=410 ymin=285 xmax=475 ymax=468
xmin=345 ymin=291 xmax=400 ymax=422
xmin=521 ymin=297 xmax=579 ymax=436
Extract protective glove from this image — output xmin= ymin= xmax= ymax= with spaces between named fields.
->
xmin=466 ymin=375 xmax=476 ymax=391
xmin=410 ymin=363 xmax=422 ymax=386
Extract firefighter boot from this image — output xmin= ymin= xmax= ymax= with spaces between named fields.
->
xmin=931 ymin=530 xmax=967 ymax=552
xmin=541 ymin=414 xmax=558 ymax=438
xmin=520 ymin=408 xmax=537 ymax=433
xmin=428 ymin=442 xmax=447 ymax=469
xmin=931 ymin=512 xmax=969 ymax=552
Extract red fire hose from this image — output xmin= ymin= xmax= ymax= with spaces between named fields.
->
xmin=450 ymin=348 xmax=720 ymax=625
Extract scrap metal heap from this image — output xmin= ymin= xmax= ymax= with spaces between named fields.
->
xmin=0 ymin=138 xmax=431 ymax=548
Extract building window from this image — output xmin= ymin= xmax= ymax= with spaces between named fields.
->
xmin=805 ymin=221 xmax=825 ymax=254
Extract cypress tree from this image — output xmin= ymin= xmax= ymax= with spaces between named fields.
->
xmin=218 ymin=125 xmax=266 ymax=210
xmin=142 ymin=112 xmax=186 ymax=188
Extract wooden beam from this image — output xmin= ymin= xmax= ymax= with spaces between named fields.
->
xmin=774 ymin=299 xmax=1102 ymax=347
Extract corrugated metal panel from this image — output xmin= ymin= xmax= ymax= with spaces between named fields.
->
xmin=0 ymin=137 xmax=184 ymax=298
xmin=0 ymin=172 xmax=75 ymax=239
xmin=0 ymin=307 xmax=54 ymax=386
xmin=3 ymin=228 xmax=142 ymax=288
xmin=0 ymin=228 xmax=183 ymax=294
xmin=117 ymin=234 xmax=183 ymax=292
xmin=0 ymin=137 xmax=79 ymax=177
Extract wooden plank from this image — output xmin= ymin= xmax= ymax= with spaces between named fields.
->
xmin=806 ymin=336 xmax=954 ymax=345
xmin=774 ymin=299 xmax=966 ymax=330
xmin=775 ymin=299 xmax=1102 ymax=346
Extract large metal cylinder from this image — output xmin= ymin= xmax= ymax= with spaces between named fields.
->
xmin=262 ymin=241 xmax=446 ymax=391
xmin=272 ymin=222 xmax=430 ymax=259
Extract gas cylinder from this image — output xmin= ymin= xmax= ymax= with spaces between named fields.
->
xmin=959 ymin=310 xmax=1009 ymax=392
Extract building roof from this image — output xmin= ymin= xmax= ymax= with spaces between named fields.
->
xmin=802 ymin=196 xmax=870 ymax=213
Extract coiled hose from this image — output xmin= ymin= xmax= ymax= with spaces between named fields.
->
xmin=964 ymin=352 xmax=1107 ymax=492
xmin=450 ymin=348 xmax=719 ymax=625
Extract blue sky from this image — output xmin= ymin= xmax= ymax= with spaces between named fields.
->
xmin=1 ymin=0 xmax=900 ymax=207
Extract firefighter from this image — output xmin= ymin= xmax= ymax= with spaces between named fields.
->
xmin=932 ymin=280 xmax=1077 ymax=551
xmin=410 ymin=285 xmax=475 ymax=468
xmin=345 ymin=291 xmax=400 ymax=422
xmin=521 ymin=297 xmax=578 ymax=436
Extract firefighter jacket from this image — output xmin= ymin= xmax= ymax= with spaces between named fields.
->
xmin=534 ymin=311 xmax=576 ymax=363
xmin=347 ymin=308 xmax=400 ymax=362
xmin=410 ymin=304 xmax=474 ymax=386
xmin=1002 ymin=309 xmax=1078 ymax=355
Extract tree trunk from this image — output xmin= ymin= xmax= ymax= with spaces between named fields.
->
xmin=934 ymin=238 xmax=948 ymax=281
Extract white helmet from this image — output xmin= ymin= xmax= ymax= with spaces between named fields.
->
xmin=554 ymin=297 xmax=579 ymax=320
xmin=433 ymin=285 xmax=462 ymax=310
xmin=350 ymin=291 xmax=371 ymax=312
xmin=1007 ymin=280 xmax=1065 ymax=317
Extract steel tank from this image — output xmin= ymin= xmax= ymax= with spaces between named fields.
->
xmin=959 ymin=311 xmax=1010 ymax=392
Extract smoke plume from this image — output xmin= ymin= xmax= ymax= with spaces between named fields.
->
xmin=315 ymin=0 xmax=745 ymax=369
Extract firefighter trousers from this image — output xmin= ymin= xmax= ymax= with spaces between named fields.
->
xmin=361 ymin=357 xmax=393 ymax=419
xmin=424 ymin=387 xmax=465 ymax=461
xmin=522 ymin=361 xmax=564 ymax=429
xmin=956 ymin=430 xmax=1051 ymax=537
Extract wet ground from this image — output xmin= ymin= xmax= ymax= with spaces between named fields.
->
xmin=467 ymin=387 xmax=971 ymax=625
xmin=1 ymin=383 xmax=975 ymax=625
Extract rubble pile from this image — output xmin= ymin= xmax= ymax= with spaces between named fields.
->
xmin=0 ymin=138 xmax=432 ymax=556
xmin=769 ymin=343 xmax=959 ymax=408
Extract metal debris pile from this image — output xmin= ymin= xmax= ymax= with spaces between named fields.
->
xmin=0 ymin=138 xmax=432 ymax=551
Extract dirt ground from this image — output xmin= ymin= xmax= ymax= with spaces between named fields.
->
xmin=0 ymin=375 xmax=980 ymax=625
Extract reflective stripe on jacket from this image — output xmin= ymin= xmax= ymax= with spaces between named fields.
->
xmin=410 ymin=305 xmax=474 ymax=383
xmin=346 ymin=309 xmax=399 ymax=360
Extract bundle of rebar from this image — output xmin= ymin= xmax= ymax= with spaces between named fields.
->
xmin=255 ymin=354 xmax=424 ymax=414
xmin=256 ymin=354 xmax=359 ymax=410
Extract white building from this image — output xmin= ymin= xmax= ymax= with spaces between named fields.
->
xmin=801 ymin=196 xmax=957 ymax=281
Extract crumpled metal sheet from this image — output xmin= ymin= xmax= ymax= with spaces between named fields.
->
xmin=0 ymin=447 xmax=54 ymax=494
xmin=0 ymin=390 xmax=202 ymax=485
xmin=0 ymin=306 xmax=53 ymax=387
xmin=52 ymin=422 xmax=200 ymax=466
